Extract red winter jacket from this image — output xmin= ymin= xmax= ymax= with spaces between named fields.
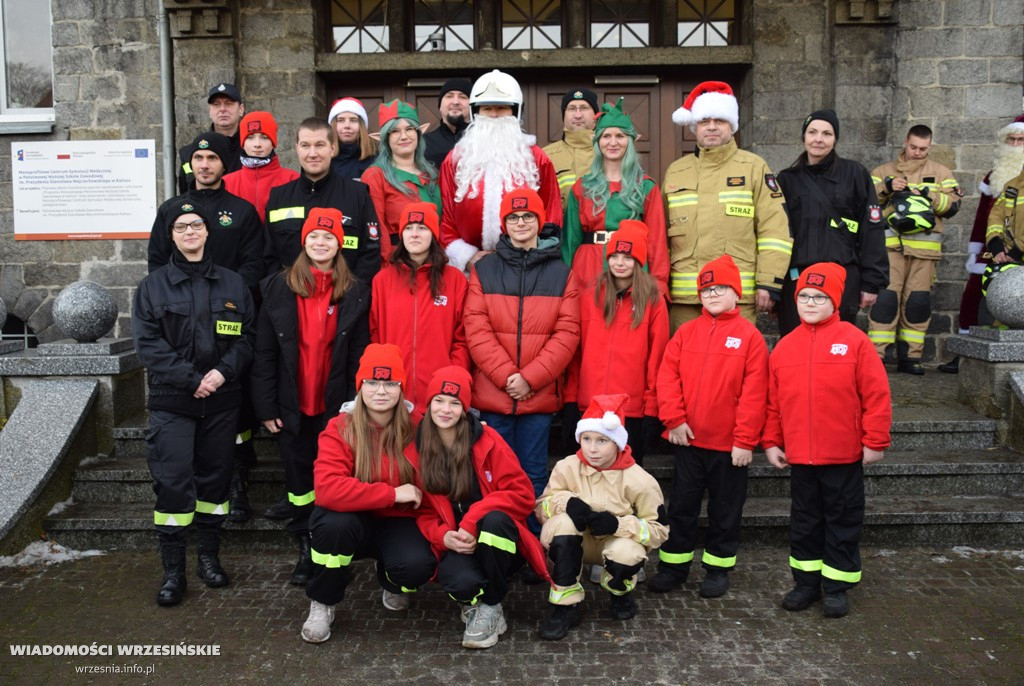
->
xmin=223 ymin=156 xmax=299 ymax=226
xmin=414 ymin=416 xmax=550 ymax=581
xmin=657 ymin=307 xmax=768 ymax=451
xmin=296 ymin=268 xmax=338 ymax=416
xmin=313 ymin=408 xmax=419 ymax=517
xmin=370 ymin=263 xmax=470 ymax=417
xmin=762 ymin=312 xmax=892 ymax=464
xmin=464 ymin=228 xmax=580 ymax=415
xmin=568 ymin=274 xmax=669 ymax=417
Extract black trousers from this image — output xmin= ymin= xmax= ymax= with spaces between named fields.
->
xmin=437 ymin=511 xmax=521 ymax=606
xmin=778 ymin=264 xmax=862 ymax=337
xmin=658 ymin=445 xmax=748 ymax=573
xmin=276 ymin=412 xmax=327 ymax=535
xmin=146 ymin=407 xmax=239 ymax=535
xmin=789 ymin=462 xmax=864 ymax=593
xmin=305 ymin=509 xmax=436 ymax=606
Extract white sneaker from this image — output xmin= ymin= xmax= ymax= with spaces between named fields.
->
xmin=462 ymin=602 xmax=507 ymax=649
xmin=590 ymin=564 xmax=604 ymax=584
xmin=300 ymin=600 xmax=334 ymax=643
xmin=460 ymin=604 xmax=475 ymax=624
xmin=382 ymin=589 xmax=410 ymax=611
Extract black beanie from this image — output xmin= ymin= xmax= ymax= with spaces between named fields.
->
xmin=188 ymin=131 xmax=232 ymax=167
xmin=561 ymin=88 xmax=599 ymax=117
xmin=802 ymin=109 xmax=840 ymax=140
xmin=167 ymin=202 xmax=213 ymax=236
xmin=438 ymin=78 xmax=472 ymax=107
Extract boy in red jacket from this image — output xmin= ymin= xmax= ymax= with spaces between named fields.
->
xmin=763 ymin=262 xmax=892 ymax=618
xmin=649 ymin=254 xmax=768 ymax=598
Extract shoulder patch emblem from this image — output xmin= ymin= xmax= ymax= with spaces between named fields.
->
xmin=367 ymin=222 xmax=380 ymax=240
xmin=765 ymin=173 xmax=779 ymax=193
xmin=869 ymin=205 xmax=882 ymax=223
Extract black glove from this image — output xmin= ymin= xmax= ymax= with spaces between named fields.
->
xmin=588 ymin=511 xmax=619 ymax=536
xmin=565 ymin=497 xmax=592 ymax=531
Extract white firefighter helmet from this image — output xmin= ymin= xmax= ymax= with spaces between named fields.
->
xmin=469 ymin=70 xmax=524 ymax=120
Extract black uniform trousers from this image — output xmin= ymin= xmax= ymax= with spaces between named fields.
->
xmin=276 ymin=412 xmax=327 ymax=535
xmin=778 ymin=264 xmax=862 ymax=337
xmin=306 ymin=508 xmax=436 ymax=606
xmin=658 ymin=445 xmax=748 ymax=573
xmin=789 ymin=462 xmax=864 ymax=593
xmin=437 ymin=511 xmax=521 ymax=606
xmin=146 ymin=407 xmax=239 ymax=536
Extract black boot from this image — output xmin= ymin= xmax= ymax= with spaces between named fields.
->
xmin=538 ymin=604 xmax=581 ymax=640
xmin=897 ymin=359 xmax=925 ymax=375
xmin=699 ymin=569 xmax=730 ymax=598
xmin=938 ymin=356 xmax=960 ymax=374
xmin=263 ymin=496 xmax=295 ymax=520
xmin=227 ymin=469 xmax=251 ymax=524
xmin=157 ymin=536 xmax=187 ymax=606
xmin=647 ymin=562 xmax=689 ymax=593
xmin=291 ymin=532 xmax=314 ymax=586
xmin=196 ymin=526 xmax=230 ymax=587
xmin=609 ymin=591 xmax=638 ymax=620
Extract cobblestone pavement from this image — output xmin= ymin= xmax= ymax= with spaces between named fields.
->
xmin=1 ymin=545 xmax=1023 ymax=685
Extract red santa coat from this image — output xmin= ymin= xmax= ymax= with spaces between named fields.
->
xmin=223 ymin=156 xmax=299 ymax=225
xmin=762 ymin=312 xmax=892 ymax=464
xmin=656 ymin=307 xmax=768 ymax=452
xmin=439 ymin=145 xmax=562 ymax=271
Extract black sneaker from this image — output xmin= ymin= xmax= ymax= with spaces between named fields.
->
xmin=781 ymin=584 xmax=821 ymax=611
xmin=646 ymin=569 xmax=688 ymax=594
xmin=538 ymin=604 xmax=582 ymax=640
xmin=698 ymin=570 xmax=729 ymax=598
xmin=897 ymin=359 xmax=925 ymax=375
xmin=609 ymin=592 xmax=637 ymax=620
xmin=823 ymin=591 xmax=849 ymax=618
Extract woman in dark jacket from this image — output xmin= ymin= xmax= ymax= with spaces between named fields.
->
xmin=132 ymin=204 xmax=255 ymax=607
xmin=251 ymin=207 xmax=370 ymax=585
xmin=776 ymin=109 xmax=889 ymax=335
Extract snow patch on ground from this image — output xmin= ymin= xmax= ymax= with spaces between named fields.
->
xmin=0 ymin=541 xmax=104 ymax=568
xmin=46 ymin=497 xmax=75 ymax=516
xmin=952 ymin=547 xmax=1024 ymax=560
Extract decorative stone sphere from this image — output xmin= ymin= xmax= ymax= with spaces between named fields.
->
xmin=52 ymin=281 xmax=118 ymax=342
xmin=986 ymin=266 xmax=1024 ymax=328
xmin=0 ymin=296 xmax=6 ymax=330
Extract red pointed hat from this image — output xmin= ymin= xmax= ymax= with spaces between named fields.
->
xmin=302 ymin=207 xmax=345 ymax=245
xmin=401 ymin=202 xmax=440 ymax=240
xmin=355 ymin=343 xmax=407 ymax=391
xmin=605 ymin=219 xmax=649 ymax=267
xmin=379 ymin=99 xmax=420 ymax=129
xmin=575 ymin=393 xmax=630 ymax=451
xmin=672 ymin=81 xmax=739 ymax=132
xmin=698 ymin=254 xmax=743 ymax=298
xmin=795 ymin=262 xmax=847 ymax=308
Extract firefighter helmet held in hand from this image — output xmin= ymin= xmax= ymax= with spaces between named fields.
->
xmin=886 ymin=191 xmax=936 ymax=234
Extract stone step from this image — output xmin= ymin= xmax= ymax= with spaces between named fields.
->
xmin=44 ymin=494 xmax=1024 ymax=551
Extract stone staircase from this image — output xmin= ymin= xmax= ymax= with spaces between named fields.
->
xmin=45 ymin=373 xmax=1024 ymax=550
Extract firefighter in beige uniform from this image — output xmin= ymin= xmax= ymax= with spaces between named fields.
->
xmin=869 ymin=125 xmax=961 ymax=374
xmin=543 ymin=88 xmax=598 ymax=209
xmin=986 ymin=169 xmax=1024 ymax=263
xmin=662 ymin=81 xmax=792 ymax=329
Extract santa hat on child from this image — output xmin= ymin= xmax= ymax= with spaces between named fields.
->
xmin=301 ymin=207 xmax=345 ymax=245
xmin=698 ymin=254 xmax=743 ymax=298
xmin=328 ymin=97 xmax=369 ymax=128
xmin=672 ymin=81 xmax=739 ymax=132
xmin=795 ymin=262 xmax=847 ymax=308
xmin=575 ymin=394 xmax=630 ymax=452
xmin=605 ymin=219 xmax=649 ymax=267
xmin=401 ymin=202 xmax=440 ymax=241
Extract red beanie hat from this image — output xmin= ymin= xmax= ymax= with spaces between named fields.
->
xmin=401 ymin=202 xmax=440 ymax=241
xmin=301 ymin=207 xmax=345 ymax=245
xmin=605 ymin=219 xmax=648 ymax=267
xmin=355 ymin=343 xmax=407 ymax=391
xmin=240 ymin=111 xmax=279 ymax=148
xmin=500 ymin=187 xmax=546 ymax=230
xmin=795 ymin=262 xmax=847 ymax=308
xmin=425 ymin=365 xmax=472 ymax=411
xmin=698 ymin=254 xmax=743 ymax=298
xmin=575 ymin=394 xmax=630 ymax=452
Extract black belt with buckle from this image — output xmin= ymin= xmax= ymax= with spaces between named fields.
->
xmin=581 ymin=231 xmax=611 ymax=245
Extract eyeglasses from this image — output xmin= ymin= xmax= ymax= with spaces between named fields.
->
xmin=699 ymin=285 xmax=730 ymax=297
xmin=505 ymin=213 xmax=538 ymax=225
xmin=565 ymin=105 xmax=592 ymax=114
xmin=1007 ymin=136 xmax=1024 ymax=145
xmin=172 ymin=219 xmax=206 ymax=233
xmin=797 ymin=293 xmax=830 ymax=305
xmin=363 ymin=379 xmax=401 ymax=391
xmin=389 ymin=126 xmax=418 ymax=138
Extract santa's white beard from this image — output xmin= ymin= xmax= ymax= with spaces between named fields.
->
xmin=988 ymin=143 xmax=1024 ymax=196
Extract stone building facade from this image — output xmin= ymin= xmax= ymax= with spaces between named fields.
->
xmin=0 ymin=0 xmax=1020 ymax=360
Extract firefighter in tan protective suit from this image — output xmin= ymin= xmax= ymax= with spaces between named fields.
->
xmin=869 ymin=125 xmax=962 ymax=374
xmin=662 ymin=81 xmax=792 ymax=329
xmin=543 ymin=88 xmax=598 ymax=209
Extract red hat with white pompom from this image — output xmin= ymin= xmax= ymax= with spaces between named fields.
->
xmin=672 ymin=81 xmax=739 ymax=132
xmin=575 ymin=394 xmax=630 ymax=452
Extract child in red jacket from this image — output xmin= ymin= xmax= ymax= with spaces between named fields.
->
xmin=650 ymin=254 xmax=768 ymax=598
xmin=763 ymin=262 xmax=892 ymax=619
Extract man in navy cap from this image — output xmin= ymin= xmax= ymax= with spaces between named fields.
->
xmin=177 ymin=83 xmax=246 ymax=193
xmin=543 ymin=88 xmax=599 ymax=209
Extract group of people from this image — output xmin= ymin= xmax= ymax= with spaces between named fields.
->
xmin=130 ymin=72 xmax=1024 ymax=647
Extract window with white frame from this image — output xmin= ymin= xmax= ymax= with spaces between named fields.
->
xmin=0 ymin=0 xmax=54 ymax=133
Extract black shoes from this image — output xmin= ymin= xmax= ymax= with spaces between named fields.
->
xmin=781 ymin=584 xmax=822 ymax=612
xmin=227 ymin=472 xmax=251 ymax=523
xmin=538 ymin=604 xmax=582 ymax=640
xmin=609 ymin=592 xmax=637 ymax=620
xmin=937 ymin=356 xmax=960 ymax=374
xmin=196 ymin=552 xmax=230 ymax=587
xmin=698 ymin=570 xmax=730 ymax=598
xmin=646 ymin=569 xmax=688 ymax=594
xmin=263 ymin=497 xmax=295 ymax=521
xmin=291 ymin=533 xmax=314 ymax=586
xmin=897 ymin=359 xmax=925 ymax=375
xmin=823 ymin=591 xmax=849 ymax=618
xmin=157 ymin=541 xmax=187 ymax=606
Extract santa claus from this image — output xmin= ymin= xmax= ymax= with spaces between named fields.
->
xmin=439 ymin=70 xmax=562 ymax=271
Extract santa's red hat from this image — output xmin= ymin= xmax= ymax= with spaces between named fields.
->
xmin=328 ymin=97 xmax=368 ymax=128
xmin=575 ymin=394 xmax=630 ymax=452
xmin=672 ymin=81 xmax=739 ymax=132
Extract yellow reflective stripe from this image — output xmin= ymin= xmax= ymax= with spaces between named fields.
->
xmin=870 ymin=175 xmax=882 ymax=184
xmin=235 ymin=429 xmax=252 ymax=444
xmin=268 ymin=206 xmax=305 ymax=223
xmin=900 ymin=237 xmax=942 ymax=252
xmin=934 ymin=193 xmax=949 ymax=214
xmin=789 ymin=556 xmax=822 ymax=572
xmin=478 ymin=530 xmax=516 ymax=555
xmin=548 ymin=583 xmax=584 ymax=603
xmin=941 ymin=179 xmax=959 ymax=188
xmin=601 ymin=574 xmax=635 ymax=596
xmin=659 ymin=549 xmax=695 ymax=565
xmin=556 ymin=172 xmax=576 ymax=189
xmin=701 ymin=551 xmax=736 ymax=568
xmin=154 ymin=511 xmax=194 ymax=527
xmin=718 ymin=190 xmax=753 ymax=202
xmin=757 ymin=238 xmax=793 ymax=255
xmin=739 ymin=273 xmax=756 ymax=292
xmin=195 ymin=500 xmax=229 ymax=515
xmin=449 ymin=588 xmax=484 ymax=606
xmin=311 ymin=547 xmax=353 ymax=568
xmin=385 ymin=570 xmax=417 ymax=593
xmin=829 ymin=218 xmax=859 ymax=234
xmin=986 ymin=225 xmax=1004 ymax=241
xmin=898 ymin=329 xmax=925 ymax=344
xmin=541 ymin=497 xmax=553 ymax=519
xmin=867 ymin=330 xmax=896 ymax=344
xmin=342 ymin=235 xmax=359 ymax=250
xmin=670 ymin=272 xmax=699 ymax=297
xmin=822 ymin=563 xmax=861 ymax=584
xmin=636 ymin=519 xmax=650 ymax=546
xmin=182 ymin=162 xmax=192 ymax=175
xmin=885 ymin=235 xmax=902 ymax=248
xmin=289 ymin=490 xmax=315 ymax=507
xmin=668 ymin=193 xmax=699 ymax=207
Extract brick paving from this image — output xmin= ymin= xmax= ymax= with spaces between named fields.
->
xmin=1 ymin=545 xmax=1023 ymax=685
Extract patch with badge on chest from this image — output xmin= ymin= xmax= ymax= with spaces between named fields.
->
xmin=727 ymin=176 xmax=745 ymax=187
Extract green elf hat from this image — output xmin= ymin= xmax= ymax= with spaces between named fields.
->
xmin=379 ymin=99 xmax=420 ymax=129
xmin=593 ymin=97 xmax=637 ymax=137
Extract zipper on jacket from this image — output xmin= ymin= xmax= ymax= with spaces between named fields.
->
xmin=513 ymin=250 xmax=527 ymax=415
xmin=808 ymin=324 xmax=815 ymax=464
xmin=692 ymin=316 xmax=715 ymax=428
xmin=411 ymin=271 xmax=419 ymax=398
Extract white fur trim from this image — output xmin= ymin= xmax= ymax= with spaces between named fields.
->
xmin=978 ymin=180 xmax=991 ymax=196
xmin=575 ymin=417 xmax=628 ymax=452
xmin=681 ymin=91 xmax=739 ymax=132
xmin=481 ymin=170 xmax=504 ymax=251
xmin=998 ymin=121 xmax=1024 ymax=140
xmin=328 ymin=98 xmax=368 ymax=128
xmin=445 ymin=238 xmax=479 ymax=273
xmin=672 ymin=106 xmax=691 ymax=127
xmin=967 ymin=242 xmax=984 ymax=255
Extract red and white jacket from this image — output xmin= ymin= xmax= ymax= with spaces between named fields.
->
xmin=762 ymin=312 xmax=892 ymax=464
xmin=657 ymin=307 xmax=768 ymax=452
xmin=222 ymin=156 xmax=299 ymax=225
